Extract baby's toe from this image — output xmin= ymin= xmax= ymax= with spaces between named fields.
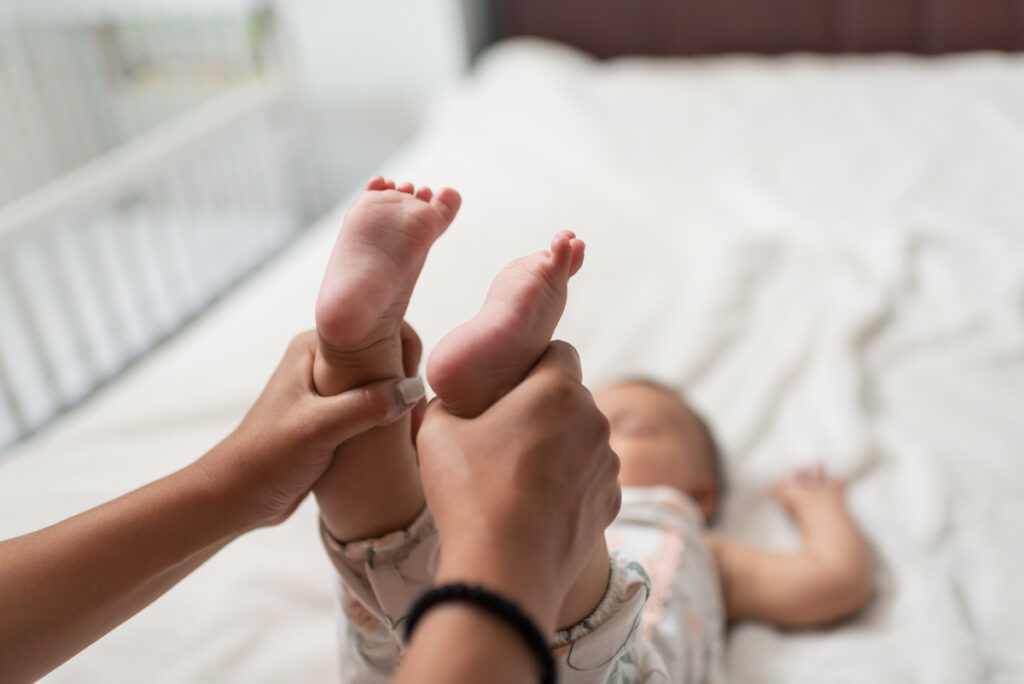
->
xmin=431 ymin=187 xmax=462 ymax=221
xmin=549 ymin=233 xmax=574 ymax=271
xmin=568 ymin=238 xmax=585 ymax=276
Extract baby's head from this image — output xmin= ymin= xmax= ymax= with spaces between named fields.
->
xmin=593 ymin=379 xmax=724 ymax=524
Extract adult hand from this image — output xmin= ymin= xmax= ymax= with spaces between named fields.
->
xmin=400 ymin=321 xmax=428 ymax=443
xmin=0 ymin=329 xmax=424 ymax=683
xmin=415 ymin=341 xmax=621 ymax=634
xmin=201 ymin=329 xmax=424 ymax=530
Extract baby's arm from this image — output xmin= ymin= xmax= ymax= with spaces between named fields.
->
xmin=707 ymin=466 xmax=873 ymax=628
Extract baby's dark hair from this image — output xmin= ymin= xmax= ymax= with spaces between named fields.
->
xmin=690 ymin=399 xmax=726 ymax=525
xmin=610 ymin=377 xmax=727 ymax=524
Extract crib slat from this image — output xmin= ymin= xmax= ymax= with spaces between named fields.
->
xmin=99 ymin=212 xmax=155 ymax=353
xmin=0 ymin=341 xmax=30 ymax=439
xmin=79 ymin=217 xmax=132 ymax=366
xmin=141 ymin=186 xmax=190 ymax=320
xmin=42 ymin=230 xmax=102 ymax=390
xmin=158 ymin=174 xmax=206 ymax=315
xmin=0 ymin=256 xmax=64 ymax=415
xmin=127 ymin=197 xmax=178 ymax=336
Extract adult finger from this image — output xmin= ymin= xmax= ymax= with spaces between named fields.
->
xmin=476 ymin=340 xmax=584 ymax=425
xmin=416 ymin=395 xmax=468 ymax=448
xmin=281 ymin=330 xmax=322 ymax=394
xmin=286 ymin=330 xmax=318 ymax=373
xmin=400 ymin=321 xmax=422 ymax=379
xmin=522 ymin=340 xmax=583 ymax=385
xmin=313 ymin=376 xmax=426 ymax=446
xmin=399 ymin=321 xmax=424 ymax=446
xmin=289 ymin=329 xmax=319 ymax=354
xmin=409 ymin=398 xmax=427 ymax=445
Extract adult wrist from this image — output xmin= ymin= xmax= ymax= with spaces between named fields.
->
xmin=436 ymin=541 xmax=560 ymax=636
xmin=190 ymin=438 xmax=269 ymax=533
xmin=405 ymin=583 xmax=556 ymax=684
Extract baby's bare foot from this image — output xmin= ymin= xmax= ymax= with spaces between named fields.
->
xmin=314 ymin=176 xmax=461 ymax=394
xmin=773 ymin=464 xmax=846 ymax=518
xmin=427 ymin=230 xmax=584 ymax=417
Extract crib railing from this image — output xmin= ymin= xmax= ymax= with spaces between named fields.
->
xmin=0 ymin=8 xmax=285 ymax=207
xmin=0 ymin=74 xmax=322 ymax=453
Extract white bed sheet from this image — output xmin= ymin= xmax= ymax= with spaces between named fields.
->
xmin=2 ymin=38 xmax=1023 ymax=683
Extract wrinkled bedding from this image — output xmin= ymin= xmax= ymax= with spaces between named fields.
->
xmin=2 ymin=39 xmax=1022 ymax=683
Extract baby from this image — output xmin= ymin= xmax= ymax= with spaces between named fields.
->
xmin=307 ymin=177 xmax=873 ymax=683
xmin=592 ymin=379 xmax=873 ymax=680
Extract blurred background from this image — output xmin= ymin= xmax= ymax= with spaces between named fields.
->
xmin=2 ymin=2 xmax=1023 ymax=682
xmin=4 ymin=0 xmax=1021 ymax=452
xmin=0 ymin=0 xmax=482 ymax=450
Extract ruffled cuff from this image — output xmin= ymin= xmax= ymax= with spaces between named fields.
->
xmin=551 ymin=549 xmax=650 ymax=672
xmin=320 ymin=505 xmax=437 ymax=565
xmin=320 ymin=506 xmax=440 ymax=635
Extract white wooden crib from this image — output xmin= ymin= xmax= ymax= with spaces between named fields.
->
xmin=0 ymin=72 xmax=320 ymax=452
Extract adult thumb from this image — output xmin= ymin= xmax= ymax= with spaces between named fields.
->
xmin=313 ymin=376 xmax=426 ymax=446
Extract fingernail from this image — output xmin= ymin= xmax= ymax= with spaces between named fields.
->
xmin=397 ymin=376 xmax=425 ymax=405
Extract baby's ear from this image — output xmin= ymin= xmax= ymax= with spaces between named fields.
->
xmin=691 ymin=477 xmax=720 ymax=523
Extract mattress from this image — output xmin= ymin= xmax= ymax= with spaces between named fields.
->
xmin=2 ymin=38 xmax=1022 ymax=683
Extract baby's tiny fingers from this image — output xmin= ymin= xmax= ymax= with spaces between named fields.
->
xmin=794 ymin=466 xmax=815 ymax=484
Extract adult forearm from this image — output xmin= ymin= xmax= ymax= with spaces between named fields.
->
xmin=394 ymin=605 xmax=541 ymax=684
xmin=391 ymin=542 xmax=560 ymax=684
xmin=0 ymin=452 xmax=252 ymax=683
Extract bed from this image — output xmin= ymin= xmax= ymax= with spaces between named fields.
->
xmin=2 ymin=5 xmax=1024 ymax=683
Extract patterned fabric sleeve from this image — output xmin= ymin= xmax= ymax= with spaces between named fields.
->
xmin=319 ymin=507 xmax=440 ymax=684
xmin=320 ymin=506 xmax=666 ymax=684
xmin=552 ymin=549 xmax=656 ymax=684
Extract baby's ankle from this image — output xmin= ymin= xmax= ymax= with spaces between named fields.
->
xmin=313 ymin=335 xmax=404 ymax=397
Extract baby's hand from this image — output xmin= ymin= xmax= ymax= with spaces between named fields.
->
xmin=773 ymin=464 xmax=845 ymax=517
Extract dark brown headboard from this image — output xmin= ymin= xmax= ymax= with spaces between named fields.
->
xmin=488 ymin=0 xmax=1024 ymax=57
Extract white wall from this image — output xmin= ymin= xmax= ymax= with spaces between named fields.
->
xmin=276 ymin=0 xmax=474 ymax=195
xmin=280 ymin=0 xmax=469 ymax=102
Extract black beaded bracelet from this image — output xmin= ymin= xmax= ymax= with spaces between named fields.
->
xmin=404 ymin=583 xmax=557 ymax=684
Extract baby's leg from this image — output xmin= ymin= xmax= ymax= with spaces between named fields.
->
xmin=427 ymin=231 xmax=610 ymax=630
xmin=313 ymin=176 xmax=461 ymax=542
